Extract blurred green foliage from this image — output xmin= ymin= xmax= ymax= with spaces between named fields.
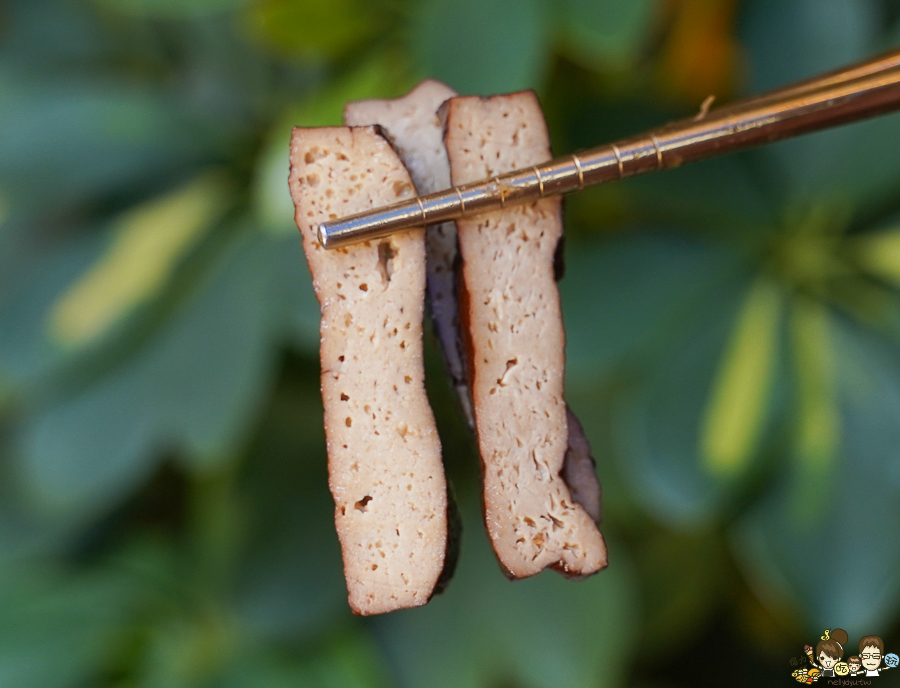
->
xmin=1 ymin=0 xmax=900 ymax=686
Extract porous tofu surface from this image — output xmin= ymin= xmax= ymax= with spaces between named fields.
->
xmin=444 ymin=93 xmax=607 ymax=578
xmin=289 ymin=126 xmax=448 ymax=614
xmin=345 ymin=80 xmax=472 ymax=426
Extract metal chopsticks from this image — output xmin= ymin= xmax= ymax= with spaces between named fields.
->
xmin=317 ymin=48 xmax=900 ymax=250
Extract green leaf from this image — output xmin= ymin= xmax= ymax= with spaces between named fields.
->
xmin=218 ymin=633 xmax=390 ymax=688
xmin=411 ymin=0 xmax=549 ymax=95
xmin=130 ymin=614 xmax=238 ymax=688
xmin=0 ymin=564 xmax=138 ymax=688
xmin=109 ymin=536 xmax=245 ymax=688
xmin=561 ymin=234 xmax=746 ymax=390
xmin=739 ymin=0 xmax=900 ymax=209
xmin=0 ymin=492 xmax=73 ymax=564
xmin=635 ymin=531 xmax=733 ymax=655
xmin=301 ymin=634 xmax=390 ymax=688
xmin=0 ymin=230 xmax=110 ymax=391
xmin=0 ymin=219 xmax=30 ymax=310
xmin=734 ymin=319 xmax=900 ymax=632
xmin=0 ymin=0 xmax=112 ymax=69
xmin=740 ymin=0 xmax=879 ymax=95
xmin=254 ymin=119 xmax=301 ymax=236
xmin=555 ymin=0 xmax=658 ymax=71
xmin=378 ymin=498 xmax=640 ymax=688
xmin=613 ymin=273 xmax=769 ymax=525
xmin=96 ymin=0 xmax=250 ymax=18
xmin=234 ymin=485 xmax=348 ymax=642
xmin=0 ymin=78 xmax=210 ymax=212
xmin=17 ymin=230 xmax=279 ymax=517
xmin=701 ymin=277 xmax=782 ymax=476
xmin=234 ymin=374 xmax=348 ymax=640
xmin=271 ymin=235 xmax=321 ymax=354
xmin=814 ymin=113 xmax=900 ymax=212
xmin=620 ymin=156 xmax=775 ymax=232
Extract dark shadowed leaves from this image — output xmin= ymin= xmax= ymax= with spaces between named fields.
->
xmin=217 ymin=632 xmax=390 ymax=688
xmin=0 ymin=230 xmax=109 ymax=392
xmin=561 ymin=234 xmax=747 ymax=389
xmin=0 ymin=564 xmax=138 ymax=688
xmin=96 ymin=0 xmax=250 ymax=18
xmin=234 ymin=366 xmax=349 ymax=641
xmin=0 ymin=0 xmax=113 ymax=69
xmin=739 ymin=0 xmax=900 ymax=210
xmin=0 ymin=78 xmax=210 ymax=213
xmin=556 ymin=0 xmax=657 ymax=71
xmin=635 ymin=530 xmax=734 ymax=656
xmin=378 ymin=498 xmax=639 ymax=688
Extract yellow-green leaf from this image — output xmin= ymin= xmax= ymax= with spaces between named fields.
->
xmin=49 ymin=172 xmax=231 ymax=347
xmin=854 ymin=228 xmax=900 ymax=285
xmin=789 ymin=296 xmax=839 ymax=522
xmin=245 ymin=0 xmax=377 ymax=59
xmin=701 ymin=276 xmax=782 ymax=476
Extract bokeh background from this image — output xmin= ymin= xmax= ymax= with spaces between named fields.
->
xmin=2 ymin=0 xmax=900 ymax=686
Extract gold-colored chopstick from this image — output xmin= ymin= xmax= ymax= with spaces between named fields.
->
xmin=318 ymin=48 xmax=900 ymax=250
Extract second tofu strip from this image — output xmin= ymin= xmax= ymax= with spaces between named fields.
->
xmin=344 ymin=80 xmax=473 ymax=427
xmin=442 ymin=92 xmax=608 ymax=578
